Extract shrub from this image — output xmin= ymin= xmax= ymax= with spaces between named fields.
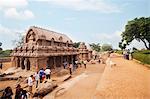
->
xmin=0 ymin=50 xmax=12 ymax=57
xmin=133 ymin=50 xmax=150 ymax=65
xmin=115 ymin=50 xmax=123 ymax=54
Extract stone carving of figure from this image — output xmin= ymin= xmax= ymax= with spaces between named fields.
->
xmin=28 ymin=31 xmax=35 ymax=43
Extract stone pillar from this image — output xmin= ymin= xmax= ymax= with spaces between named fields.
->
xmin=35 ymin=59 xmax=39 ymax=71
xmin=61 ymin=56 xmax=63 ymax=67
xmin=71 ymin=55 xmax=73 ymax=64
xmin=53 ymin=56 xmax=56 ymax=69
xmin=67 ymin=55 xmax=69 ymax=63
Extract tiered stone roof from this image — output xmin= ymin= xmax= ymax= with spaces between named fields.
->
xmin=26 ymin=26 xmax=73 ymax=44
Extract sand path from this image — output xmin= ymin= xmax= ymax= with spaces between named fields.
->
xmin=53 ymin=63 xmax=105 ymax=99
xmin=53 ymin=54 xmax=150 ymax=99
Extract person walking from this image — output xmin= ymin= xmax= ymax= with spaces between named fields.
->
xmin=98 ymin=59 xmax=101 ymax=64
xmin=126 ymin=49 xmax=130 ymax=60
xmin=75 ymin=60 xmax=78 ymax=69
xmin=129 ymin=48 xmax=133 ymax=60
xmin=83 ymin=60 xmax=87 ymax=69
xmin=69 ymin=64 xmax=73 ymax=75
xmin=28 ymin=75 xmax=33 ymax=96
xmin=15 ymin=84 xmax=23 ymax=99
xmin=39 ymin=68 xmax=44 ymax=83
xmin=34 ymin=71 xmax=39 ymax=88
xmin=44 ymin=68 xmax=51 ymax=80
xmin=21 ymin=89 xmax=28 ymax=99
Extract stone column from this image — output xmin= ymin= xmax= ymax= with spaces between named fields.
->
xmin=53 ymin=56 xmax=56 ymax=69
xmin=71 ymin=55 xmax=73 ymax=64
xmin=61 ymin=56 xmax=63 ymax=67
xmin=35 ymin=59 xmax=39 ymax=71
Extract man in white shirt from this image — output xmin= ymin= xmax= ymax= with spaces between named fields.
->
xmin=28 ymin=75 xmax=33 ymax=95
xmin=45 ymin=68 xmax=51 ymax=79
xmin=34 ymin=72 xmax=39 ymax=88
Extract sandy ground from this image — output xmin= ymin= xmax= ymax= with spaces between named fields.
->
xmin=49 ymin=54 xmax=150 ymax=99
xmin=53 ymin=63 xmax=105 ymax=99
xmin=94 ymin=54 xmax=150 ymax=99
xmin=0 ymin=62 xmax=12 ymax=72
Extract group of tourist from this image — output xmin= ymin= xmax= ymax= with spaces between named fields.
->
xmin=1 ymin=60 xmax=88 ymax=99
xmin=27 ymin=67 xmax=51 ymax=95
xmin=1 ymin=67 xmax=51 ymax=99
xmin=123 ymin=49 xmax=133 ymax=60
xmin=1 ymin=84 xmax=28 ymax=99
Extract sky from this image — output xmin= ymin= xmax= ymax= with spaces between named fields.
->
xmin=0 ymin=0 xmax=149 ymax=50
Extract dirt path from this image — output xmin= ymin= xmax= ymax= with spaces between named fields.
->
xmin=54 ymin=63 xmax=105 ymax=99
xmin=52 ymin=54 xmax=150 ymax=99
xmin=95 ymin=54 xmax=150 ymax=99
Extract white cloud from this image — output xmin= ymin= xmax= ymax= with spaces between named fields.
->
xmin=36 ymin=0 xmax=120 ymax=13
xmin=126 ymin=40 xmax=146 ymax=50
xmin=0 ymin=0 xmax=28 ymax=8
xmin=4 ymin=8 xmax=34 ymax=20
xmin=92 ymin=30 xmax=146 ymax=49
xmin=0 ymin=24 xmax=24 ymax=49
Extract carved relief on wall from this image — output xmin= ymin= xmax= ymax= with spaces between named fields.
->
xmin=59 ymin=36 xmax=63 ymax=46
xmin=26 ymin=30 xmax=36 ymax=43
xmin=51 ymin=38 xmax=55 ymax=46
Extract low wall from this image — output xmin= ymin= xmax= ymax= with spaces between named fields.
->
xmin=0 ymin=57 xmax=11 ymax=63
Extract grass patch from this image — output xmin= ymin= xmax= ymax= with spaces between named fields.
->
xmin=0 ymin=50 xmax=12 ymax=57
xmin=115 ymin=50 xmax=123 ymax=54
xmin=133 ymin=50 xmax=150 ymax=65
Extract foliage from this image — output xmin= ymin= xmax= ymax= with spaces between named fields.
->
xmin=118 ymin=42 xmax=126 ymax=50
xmin=73 ymin=42 xmax=81 ymax=48
xmin=133 ymin=47 xmax=138 ymax=51
xmin=120 ymin=17 xmax=150 ymax=49
xmin=0 ymin=50 xmax=12 ymax=57
xmin=89 ymin=43 xmax=101 ymax=52
xmin=101 ymin=44 xmax=113 ymax=51
xmin=13 ymin=34 xmax=25 ymax=47
xmin=115 ymin=50 xmax=123 ymax=54
xmin=0 ymin=42 xmax=2 ymax=51
xmin=133 ymin=50 xmax=150 ymax=65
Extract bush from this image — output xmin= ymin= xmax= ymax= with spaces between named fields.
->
xmin=0 ymin=50 xmax=12 ymax=57
xmin=115 ymin=50 xmax=123 ymax=54
xmin=133 ymin=50 xmax=150 ymax=65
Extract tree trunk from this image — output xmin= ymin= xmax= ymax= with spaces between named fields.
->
xmin=141 ymin=39 xmax=150 ymax=50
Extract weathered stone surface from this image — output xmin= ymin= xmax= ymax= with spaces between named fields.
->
xmin=0 ymin=72 xmax=14 ymax=77
xmin=0 ymin=77 xmax=18 ymax=81
xmin=33 ymin=82 xmax=58 ymax=97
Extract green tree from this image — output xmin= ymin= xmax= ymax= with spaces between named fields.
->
xmin=121 ymin=17 xmax=150 ymax=49
xmin=89 ymin=43 xmax=101 ymax=52
xmin=101 ymin=44 xmax=113 ymax=51
xmin=73 ymin=42 xmax=81 ymax=48
xmin=118 ymin=42 xmax=126 ymax=50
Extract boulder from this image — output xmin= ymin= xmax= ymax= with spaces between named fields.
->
xmin=33 ymin=82 xmax=57 ymax=97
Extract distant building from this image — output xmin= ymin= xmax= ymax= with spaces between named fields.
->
xmin=78 ymin=42 xmax=92 ymax=61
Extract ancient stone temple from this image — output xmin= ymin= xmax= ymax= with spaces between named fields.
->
xmin=78 ymin=42 xmax=92 ymax=61
xmin=11 ymin=26 xmax=78 ymax=71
